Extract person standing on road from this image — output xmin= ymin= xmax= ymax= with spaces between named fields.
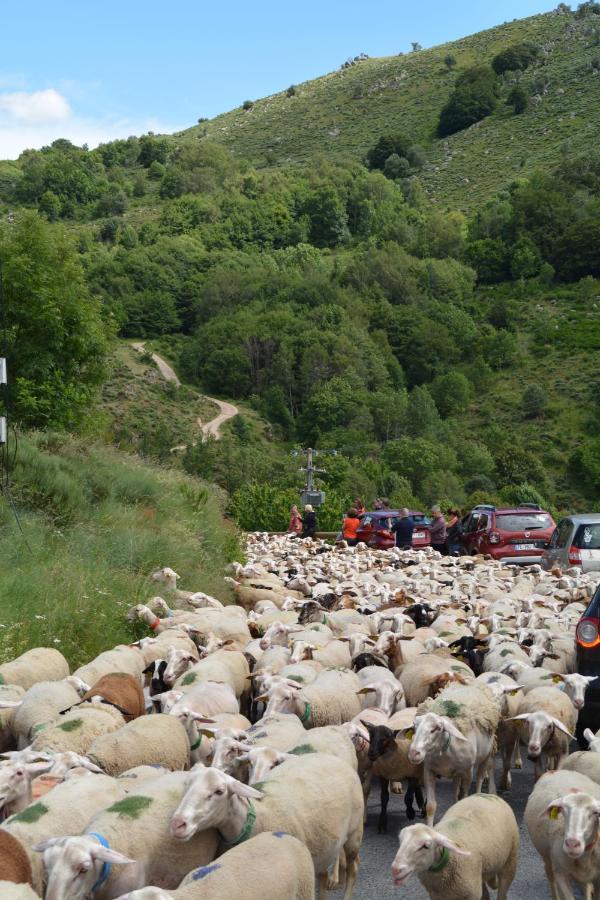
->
xmin=354 ymin=497 xmax=366 ymax=516
xmin=430 ymin=505 xmax=448 ymax=555
xmin=446 ymin=508 xmax=463 ymax=556
xmin=392 ymin=508 xmax=414 ymax=550
xmin=287 ymin=504 xmax=303 ymax=536
xmin=342 ymin=508 xmax=361 ymax=546
xmin=301 ymin=505 xmax=317 ymax=540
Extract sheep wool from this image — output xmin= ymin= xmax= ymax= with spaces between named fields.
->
xmin=73 ymin=646 xmax=146 ymax=686
xmin=173 ymin=831 xmax=315 ymax=899
xmin=3 ymin=773 xmax=129 ymax=894
xmin=0 ymin=685 xmax=26 ymax=752
xmin=417 ymin=683 xmax=500 ymax=737
xmin=0 ymin=648 xmax=69 ymax=691
xmin=30 ymin=704 xmax=125 ymax=755
xmin=302 ymin=669 xmax=362 ymax=727
xmin=0 ymin=882 xmax=40 ymax=900
xmin=88 ymin=714 xmax=190 ymax=775
xmin=289 ymin=725 xmax=357 ymax=770
xmin=418 ymin=795 xmax=519 ymax=899
xmin=12 ymin=681 xmax=81 ymax=749
xmin=560 ymin=751 xmax=600 ymax=786
xmin=83 ymin=772 xmax=218 ymax=896
xmin=0 ymin=829 xmax=34 ymax=888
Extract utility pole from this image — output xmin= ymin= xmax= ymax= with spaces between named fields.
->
xmin=299 ymin=448 xmax=326 ymax=508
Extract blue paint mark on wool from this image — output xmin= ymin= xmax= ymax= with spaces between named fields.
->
xmin=192 ymin=863 xmax=222 ymax=880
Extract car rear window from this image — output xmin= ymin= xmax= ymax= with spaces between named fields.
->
xmin=495 ymin=513 xmax=553 ymax=532
xmin=574 ymin=523 xmax=600 ymax=550
xmin=412 ymin=515 xmax=431 ymax=525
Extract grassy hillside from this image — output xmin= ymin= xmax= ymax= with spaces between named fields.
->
xmin=94 ymin=342 xmax=217 ymax=459
xmin=176 ymin=8 xmax=600 ymax=212
xmin=0 ymin=432 xmax=240 ymax=668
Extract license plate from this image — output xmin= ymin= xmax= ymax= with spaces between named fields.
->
xmin=413 ymin=532 xmax=425 ymax=539
xmin=514 ymin=544 xmax=537 ymax=551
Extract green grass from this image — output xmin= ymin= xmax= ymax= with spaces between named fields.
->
xmin=170 ymin=9 xmax=600 ymax=212
xmin=91 ymin=342 xmax=218 ymax=459
xmin=0 ymin=431 xmax=241 ymax=669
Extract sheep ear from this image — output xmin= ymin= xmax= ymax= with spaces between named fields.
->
xmin=33 ymin=837 xmax=72 ymax=852
xmin=356 ymin=686 xmax=376 ymax=695
xmin=584 ymin=728 xmax=597 ymax=745
xmin=92 ymin=846 xmax=136 ymax=865
xmin=542 ymin=800 xmax=563 ymax=820
xmin=227 ymin=777 xmax=263 ymax=800
xmin=0 ymin=700 xmax=23 ymax=709
xmin=432 ymin=831 xmax=472 ymax=856
xmin=359 ymin=719 xmax=375 ymax=732
xmin=508 ymin=714 xmax=531 ymax=723
xmin=255 ymin=694 xmax=269 ymax=703
xmin=24 ymin=761 xmax=54 ymax=777
xmin=441 ymin=720 xmax=468 ymax=742
xmin=550 ymin=717 xmax=574 ymax=739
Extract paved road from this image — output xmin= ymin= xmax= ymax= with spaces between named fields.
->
xmin=131 ymin=342 xmax=238 ymax=441
xmin=332 ymin=757 xmax=562 ymax=899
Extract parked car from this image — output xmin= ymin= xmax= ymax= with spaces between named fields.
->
xmin=576 ymin=582 xmax=600 ymax=743
xmin=460 ymin=503 xmax=556 ymax=564
xmin=541 ymin=515 xmax=600 ymax=573
xmin=356 ymin=510 xmax=431 ymax=550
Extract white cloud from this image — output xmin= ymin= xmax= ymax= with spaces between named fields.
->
xmin=0 ymin=88 xmax=71 ymax=123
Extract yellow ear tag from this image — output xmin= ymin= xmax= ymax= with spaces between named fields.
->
xmin=553 ymin=676 xmax=562 ymax=684
xmin=405 ymin=728 xmax=415 ymax=740
xmin=549 ymin=808 xmax=559 ymax=819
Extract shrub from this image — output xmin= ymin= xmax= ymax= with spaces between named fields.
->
xmin=242 ymin=100 xmax=254 ymax=110
xmin=286 ymin=85 xmax=297 ymax=97
xmin=521 ymin=384 xmax=548 ymax=418
xmin=492 ymin=42 xmax=539 ymax=75
xmin=438 ymin=65 xmax=498 ymax=136
xmin=367 ymin=133 xmax=411 ymax=170
xmin=444 ymin=54 xmax=457 ymax=70
xmin=507 ymin=85 xmax=528 ymax=113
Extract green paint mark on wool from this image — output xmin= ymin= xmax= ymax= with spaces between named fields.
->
xmin=32 ymin=723 xmax=47 ymax=734
xmin=181 ymin=672 xmax=197 ymax=686
xmin=0 ymin=674 xmax=4 ymax=684
xmin=287 ymin=675 xmax=304 ymax=683
xmin=290 ymin=744 xmax=316 ymax=755
xmin=435 ymin=700 xmax=464 ymax=719
xmin=59 ymin=718 xmax=83 ymax=732
xmin=10 ymin=802 xmax=49 ymax=824
xmin=499 ymin=649 xmax=512 ymax=657
xmin=107 ymin=795 xmax=153 ymax=819
xmin=252 ymin=782 xmax=269 ymax=794
xmin=450 ymin=665 xmax=465 ymax=672
xmin=439 ymin=631 xmax=454 ymax=638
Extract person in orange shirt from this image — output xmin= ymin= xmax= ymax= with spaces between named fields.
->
xmin=342 ymin=508 xmax=361 ymax=546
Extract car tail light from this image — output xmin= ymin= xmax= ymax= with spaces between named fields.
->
xmin=568 ymin=545 xmax=582 ymax=566
xmin=577 ymin=617 xmax=600 ymax=648
xmin=489 ymin=531 xmax=501 ymax=544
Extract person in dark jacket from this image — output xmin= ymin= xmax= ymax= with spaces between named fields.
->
xmin=446 ymin=508 xmax=463 ymax=556
xmin=301 ymin=504 xmax=317 ymax=539
xmin=430 ymin=505 xmax=448 ymax=555
xmin=392 ymin=508 xmax=414 ymax=550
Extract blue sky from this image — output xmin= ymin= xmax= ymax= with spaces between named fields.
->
xmin=0 ymin=0 xmax=558 ymax=159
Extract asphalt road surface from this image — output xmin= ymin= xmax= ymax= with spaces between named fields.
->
xmin=332 ymin=756 xmax=580 ymax=899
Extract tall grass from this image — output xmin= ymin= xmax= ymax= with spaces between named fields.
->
xmin=0 ymin=432 xmax=241 ymax=669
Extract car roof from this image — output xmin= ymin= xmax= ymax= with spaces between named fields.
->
xmin=363 ymin=509 xmax=425 ymax=518
xmin=481 ymin=507 xmax=552 ymax=515
xmin=559 ymin=514 xmax=600 ymax=524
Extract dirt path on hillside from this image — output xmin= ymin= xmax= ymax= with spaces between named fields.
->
xmin=131 ymin=342 xmax=238 ymax=441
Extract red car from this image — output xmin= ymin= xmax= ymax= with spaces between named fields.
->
xmin=460 ymin=504 xmax=556 ymax=564
xmin=356 ymin=510 xmax=431 ymax=551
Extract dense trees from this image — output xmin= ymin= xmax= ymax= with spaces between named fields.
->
xmin=0 ymin=212 xmax=111 ymax=428
xmin=438 ymin=65 xmax=499 ymax=136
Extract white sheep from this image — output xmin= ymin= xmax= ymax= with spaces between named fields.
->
xmin=0 ymin=648 xmax=70 ymax=691
xmin=510 ymin=685 xmax=576 ymax=780
xmin=262 ymin=669 xmax=362 ymax=727
xmin=524 ymin=769 xmax=600 ymax=899
xmin=2 ymin=773 xmax=130 ymax=894
xmin=0 ymin=881 xmax=40 ymax=899
xmin=0 ymin=681 xmax=81 ymax=749
xmin=356 ymin=666 xmax=405 ymax=716
xmin=113 ymin=831 xmax=315 ymax=899
xmin=28 ymin=702 xmax=126 ymax=756
xmin=87 ymin=714 xmax=190 ymax=775
xmin=73 ymin=646 xmax=146 ymax=687
xmin=391 ymin=793 xmax=519 ymax=899
xmin=242 ymin=725 xmax=357 ymax=782
xmin=36 ymin=772 xmax=218 ymax=899
xmin=408 ymin=683 xmax=500 ymax=824
xmin=399 ymin=654 xmax=473 ymax=707
xmin=169 ymin=753 xmax=363 ymax=898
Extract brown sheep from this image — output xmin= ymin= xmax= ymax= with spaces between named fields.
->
xmin=73 ymin=673 xmax=145 ymax=722
xmin=0 ymin=830 xmax=34 ymax=887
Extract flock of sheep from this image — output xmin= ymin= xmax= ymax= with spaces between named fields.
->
xmin=0 ymin=536 xmax=599 ymax=899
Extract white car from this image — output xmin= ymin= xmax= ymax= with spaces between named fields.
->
xmin=542 ymin=514 xmax=600 ymax=573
